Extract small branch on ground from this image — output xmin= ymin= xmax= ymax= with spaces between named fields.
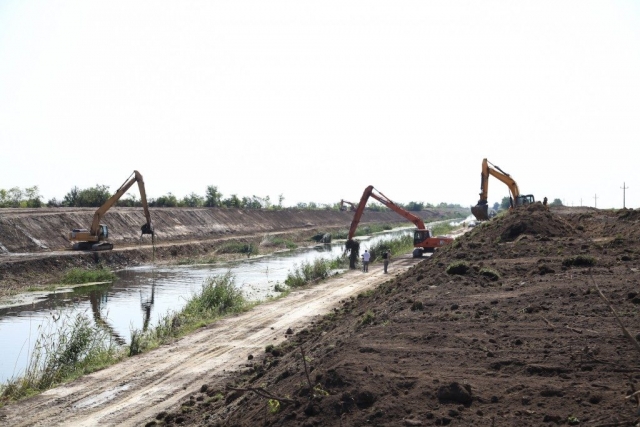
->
xmin=226 ymin=386 xmax=297 ymax=404
xmin=591 ymin=274 xmax=640 ymax=356
xmin=540 ymin=316 xmax=555 ymax=329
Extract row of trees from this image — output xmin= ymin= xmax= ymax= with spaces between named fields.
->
xmin=0 ymin=184 xmax=464 ymax=211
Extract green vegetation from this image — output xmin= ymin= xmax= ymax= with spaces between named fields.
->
xmin=367 ymin=235 xmax=414 ymax=263
xmin=285 ymin=259 xmax=332 ymax=288
xmin=360 ymin=310 xmax=376 ymax=326
xmin=479 ymin=268 xmax=501 ymax=281
xmin=562 ymin=255 xmax=596 ymax=267
xmin=261 ymin=235 xmax=297 ymax=250
xmin=59 ymin=268 xmax=117 ymax=285
xmin=430 ymin=222 xmax=456 ymax=236
xmin=446 ymin=261 xmax=470 ymax=275
xmin=128 ymin=272 xmax=248 ymax=356
xmin=1 ymin=313 xmax=122 ymax=401
xmin=219 ymin=242 xmax=259 ymax=256
xmin=0 ymin=186 xmax=43 ymax=208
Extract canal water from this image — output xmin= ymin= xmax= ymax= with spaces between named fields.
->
xmin=0 ymin=228 xmax=415 ymax=383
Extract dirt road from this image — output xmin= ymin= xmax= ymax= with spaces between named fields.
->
xmin=0 ymin=255 xmax=423 ymax=426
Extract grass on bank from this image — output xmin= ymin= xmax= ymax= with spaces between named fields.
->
xmin=128 ymin=272 xmax=249 ymax=356
xmin=59 ymin=267 xmax=117 ymax=285
xmin=1 ymin=272 xmax=249 ymax=404
xmin=1 ymin=313 xmax=122 ymax=403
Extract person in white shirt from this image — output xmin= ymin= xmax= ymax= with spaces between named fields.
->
xmin=362 ymin=250 xmax=370 ymax=272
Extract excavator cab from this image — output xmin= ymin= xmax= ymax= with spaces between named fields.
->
xmin=515 ymin=194 xmax=535 ymax=206
xmin=413 ymin=230 xmax=431 ymax=246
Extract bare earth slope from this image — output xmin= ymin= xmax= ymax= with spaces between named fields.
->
xmin=157 ymin=206 xmax=640 ymax=427
xmin=0 ymin=256 xmax=421 ymax=426
xmin=0 ymin=208 xmax=463 ymax=254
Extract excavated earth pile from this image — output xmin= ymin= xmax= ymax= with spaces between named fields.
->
xmin=157 ymin=206 xmax=640 ymax=426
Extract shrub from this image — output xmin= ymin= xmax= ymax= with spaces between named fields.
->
xmin=562 ymin=255 xmax=596 ymax=267
xmin=479 ymin=268 xmax=500 ymax=281
xmin=285 ymin=259 xmax=330 ymax=288
xmin=446 ymin=261 xmax=470 ymax=275
xmin=219 ymin=242 xmax=258 ymax=255
xmin=361 ymin=310 xmax=375 ymax=326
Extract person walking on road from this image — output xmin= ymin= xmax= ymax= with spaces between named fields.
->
xmin=382 ymin=250 xmax=390 ymax=273
xmin=362 ymin=250 xmax=370 ymax=272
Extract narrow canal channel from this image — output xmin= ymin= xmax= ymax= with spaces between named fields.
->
xmin=0 ymin=228 xmax=414 ymax=383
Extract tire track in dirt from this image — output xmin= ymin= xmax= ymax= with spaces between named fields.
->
xmin=0 ymin=256 xmax=423 ymax=427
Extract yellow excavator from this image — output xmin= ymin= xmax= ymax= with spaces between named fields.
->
xmin=471 ymin=158 xmax=535 ymax=221
xmin=69 ymin=170 xmax=154 ymax=251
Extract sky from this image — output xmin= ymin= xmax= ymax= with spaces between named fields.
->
xmin=1 ymin=1 xmax=640 ymax=209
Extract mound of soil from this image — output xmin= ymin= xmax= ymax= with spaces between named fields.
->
xmin=478 ymin=204 xmax=577 ymax=242
xmin=150 ymin=207 xmax=640 ymax=426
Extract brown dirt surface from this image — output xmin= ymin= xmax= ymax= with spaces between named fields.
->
xmin=149 ymin=206 xmax=640 ymax=426
xmin=4 ymin=206 xmax=640 ymax=427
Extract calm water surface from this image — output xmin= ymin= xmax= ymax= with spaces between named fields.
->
xmin=0 ymin=228 xmax=415 ymax=383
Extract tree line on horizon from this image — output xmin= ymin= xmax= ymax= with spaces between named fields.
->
xmin=0 ymin=184 xmax=464 ymax=211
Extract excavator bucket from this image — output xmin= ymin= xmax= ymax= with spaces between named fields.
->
xmin=141 ymin=223 xmax=154 ymax=236
xmin=471 ymin=202 xmax=489 ymax=221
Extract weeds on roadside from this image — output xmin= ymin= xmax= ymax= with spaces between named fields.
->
xmin=1 ymin=312 xmax=122 ymax=401
xmin=367 ymin=235 xmax=413 ymax=263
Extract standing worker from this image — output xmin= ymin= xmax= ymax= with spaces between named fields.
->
xmin=362 ymin=250 xmax=370 ymax=272
xmin=382 ymin=250 xmax=390 ymax=273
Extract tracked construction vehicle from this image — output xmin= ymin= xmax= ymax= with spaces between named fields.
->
xmin=69 ymin=170 xmax=154 ymax=251
xmin=346 ymin=185 xmax=453 ymax=261
xmin=471 ymin=158 xmax=535 ymax=221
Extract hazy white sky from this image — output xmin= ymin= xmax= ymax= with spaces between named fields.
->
xmin=1 ymin=1 xmax=639 ymax=208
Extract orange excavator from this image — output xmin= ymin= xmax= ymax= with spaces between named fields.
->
xmin=346 ymin=185 xmax=453 ymax=260
xmin=471 ymin=158 xmax=535 ymax=221
xmin=69 ymin=170 xmax=154 ymax=251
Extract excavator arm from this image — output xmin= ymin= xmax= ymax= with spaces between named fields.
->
xmin=71 ymin=170 xmax=153 ymax=250
xmin=90 ymin=171 xmax=153 ymax=236
xmin=346 ymin=186 xmax=425 ymax=241
xmin=344 ymin=186 xmax=452 ymax=266
xmin=472 ymin=158 xmax=534 ymax=221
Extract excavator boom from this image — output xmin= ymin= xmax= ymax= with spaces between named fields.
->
xmin=345 ymin=186 xmax=452 ymax=264
xmin=472 ymin=158 xmax=534 ymax=220
xmin=70 ymin=170 xmax=154 ymax=250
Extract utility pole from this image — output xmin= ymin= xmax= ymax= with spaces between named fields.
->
xmin=621 ymin=182 xmax=629 ymax=209
xmin=594 ymin=194 xmax=598 ymax=208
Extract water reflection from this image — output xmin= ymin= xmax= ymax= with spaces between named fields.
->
xmin=0 ymin=228 xmax=411 ymax=382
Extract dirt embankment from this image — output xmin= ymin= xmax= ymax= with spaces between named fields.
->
xmin=0 ymin=207 xmax=466 ymax=291
xmin=153 ymin=205 xmax=640 ymax=426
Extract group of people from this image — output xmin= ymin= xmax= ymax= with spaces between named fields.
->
xmin=361 ymin=249 xmax=391 ymax=273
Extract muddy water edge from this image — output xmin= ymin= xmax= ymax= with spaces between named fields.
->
xmin=0 ymin=227 xmax=420 ymax=384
